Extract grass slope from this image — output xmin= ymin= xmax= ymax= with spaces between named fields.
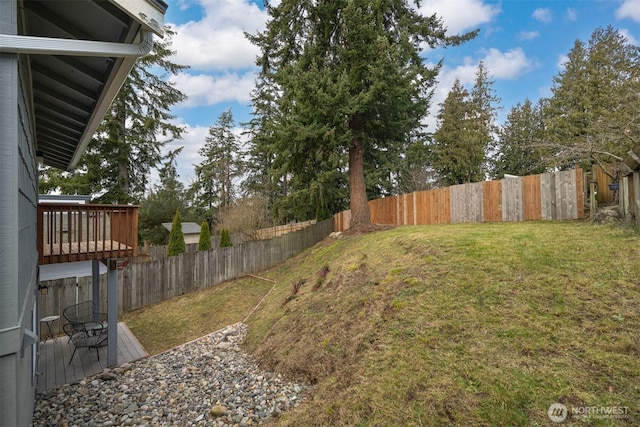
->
xmin=243 ymin=221 xmax=640 ymax=426
xmin=123 ymin=221 xmax=640 ymax=426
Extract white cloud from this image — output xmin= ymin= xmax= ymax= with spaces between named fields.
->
xmin=173 ymin=124 xmax=208 ymax=175
xmin=565 ymin=8 xmax=577 ymax=22
xmin=415 ymin=0 xmax=501 ymax=34
xmin=519 ymin=30 xmax=539 ymax=40
xmin=171 ymin=71 xmax=256 ymax=107
xmin=616 ymin=0 xmax=640 ymax=22
xmin=426 ymin=47 xmax=533 ymax=127
xmin=619 ymin=28 xmax=638 ymax=46
xmin=146 ymin=122 xmax=208 ymax=187
xmin=176 ymin=0 xmax=196 ymax=11
xmin=169 ymin=0 xmax=269 ymax=71
xmin=482 ymin=48 xmax=532 ymax=79
xmin=557 ymin=54 xmax=569 ymax=70
xmin=538 ymin=86 xmax=552 ymax=99
xmin=532 ymin=8 xmax=552 ymax=23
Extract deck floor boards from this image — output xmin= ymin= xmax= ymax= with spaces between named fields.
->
xmin=37 ymin=322 xmax=147 ymax=394
xmin=42 ymin=240 xmax=132 ymax=257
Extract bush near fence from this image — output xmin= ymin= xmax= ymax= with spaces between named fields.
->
xmin=38 ymin=219 xmax=334 ymax=335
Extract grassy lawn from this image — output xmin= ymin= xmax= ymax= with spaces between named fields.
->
xmin=121 ymin=277 xmax=274 ymax=355
xmin=123 ymin=220 xmax=640 ymax=425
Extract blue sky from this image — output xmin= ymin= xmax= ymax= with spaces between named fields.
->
xmin=158 ymin=0 xmax=640 ymax=185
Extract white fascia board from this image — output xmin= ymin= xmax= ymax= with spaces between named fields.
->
xmin=110 ymin=0 xmax=167 ymax=36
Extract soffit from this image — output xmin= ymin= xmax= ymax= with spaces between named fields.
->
xmin=19 ymin=0 xmax=167 ymax=170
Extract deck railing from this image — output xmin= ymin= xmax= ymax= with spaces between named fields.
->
xmin=37 ymin=203 xmax=138 ymax=264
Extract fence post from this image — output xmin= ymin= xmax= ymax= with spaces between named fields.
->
xmin=621 ymin=176 xmax=630 ymax=224
xmin=590 ymin=182 xmax=597 ymax=222
xmin=634 ymin=172 xmax=640 ymax=227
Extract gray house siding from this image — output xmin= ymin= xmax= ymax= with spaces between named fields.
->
xmin=0 ymin=0 xmax=39 ymax=424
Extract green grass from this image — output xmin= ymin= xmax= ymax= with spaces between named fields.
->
xmin=123 ymin=221 xmax=640 ymax=425
xmin=121 ymin=278 xmax=274 ymax=355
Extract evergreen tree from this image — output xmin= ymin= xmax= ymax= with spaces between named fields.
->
xmin=138 ymin=148 xmax=186 ymax=245
xmin=432 ymin=79 xmax=473 ymax=185
xmin=492 ymin=100 xmax=548 ymax=178
xmin=167 ymin=210 xmax=186 ymax=256
xmin=219 ymin=228 xmax=233 ymax=248
xmin=543 ymin=26 xmax=640 ymax=178
xmin=247 ymin=1 xmax=476 ymax=230
xmin=397 ymin=136 xmax=438 ymax=193
xmin=432 ymin=63 xmax=499 ymax=185
xmin=468 ymin=62 xmax=500 ymax=178
xmin=191 ymin=110 xmax=244 ymax=223
xmin=198 ymin=221 xmax=212 ymax=251
xmin=244 ymin=71 xmax=286 ymax=219
xmin=47 ymin=28 xmax=188 ymax=203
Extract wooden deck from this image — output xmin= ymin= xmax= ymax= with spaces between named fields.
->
xmin=37 ymin=322 xmax=147 ymax=393
xmin=38 ymin=203 xmax=139 ymax=265
xmin=42 ymin=240 xmax=133 ymax=257
xmin=41 ymin=240 xmax=135 ymax=265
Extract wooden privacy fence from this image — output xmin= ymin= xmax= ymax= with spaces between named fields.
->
xmin=334 ymin=168 xmax=584 ymax=230
xmin=38 ymin=219 xmax=334 ymax=335
xmin=253 ymin=220 xmax=317 ymax=240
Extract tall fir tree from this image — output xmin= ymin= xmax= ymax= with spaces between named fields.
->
xmin=542 ymin=26 xmax=640 ymax=178
xmin=247 ymin=1 xmax=476 ymax=230
xmin=191 ymin=109 xmax=244 ymax=223
xmin=468 ymin=61 xmax=500 ymax=179
xmin=243 ymin=75 xmax=283 ymax=223
xmin=492 ymin=99 xmax=548 ymax=178
xmin=432 ymin=63 xmax=499 ymax=185
xmin=432 ymin=79 xmax=473 ymax=185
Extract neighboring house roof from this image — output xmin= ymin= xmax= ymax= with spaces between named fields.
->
xmin=0 ymin=0 xmax=167 ymax=171
xmin=162 ymin=222 xmax=202 ymax=234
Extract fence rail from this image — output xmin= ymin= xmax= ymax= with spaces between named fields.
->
xmin=334 ymin=168 xmax=584 ymax=231
xmin=38 ymin=219 xmax=334 ymax=335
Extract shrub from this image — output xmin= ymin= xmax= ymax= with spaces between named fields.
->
xmin=318 ymin=265 xmax=330 ymax=278
xmin=282 ymin=279 xmax=306 ymax=307
xmin=313 ymin=265 xmax=330 ymax=291
xmin=198 ymin=221 xmax=212 ymax=250
xmin=167 ymin=210 xmax=186 ymax=256
xmin=219 ymin=228 xmax=233 ymax=248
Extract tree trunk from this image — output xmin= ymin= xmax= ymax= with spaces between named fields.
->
xmin=348 ymin=114 xmax=371 ymax=229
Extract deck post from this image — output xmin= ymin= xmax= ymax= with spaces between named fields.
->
xmin=92 ymin=260 xmax=100 ymax=318
xmin=107 ymin=259 xmax=118 ymax=367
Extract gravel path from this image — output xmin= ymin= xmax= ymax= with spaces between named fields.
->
xmin=33 ymin=323 xmax=311 ymax=427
